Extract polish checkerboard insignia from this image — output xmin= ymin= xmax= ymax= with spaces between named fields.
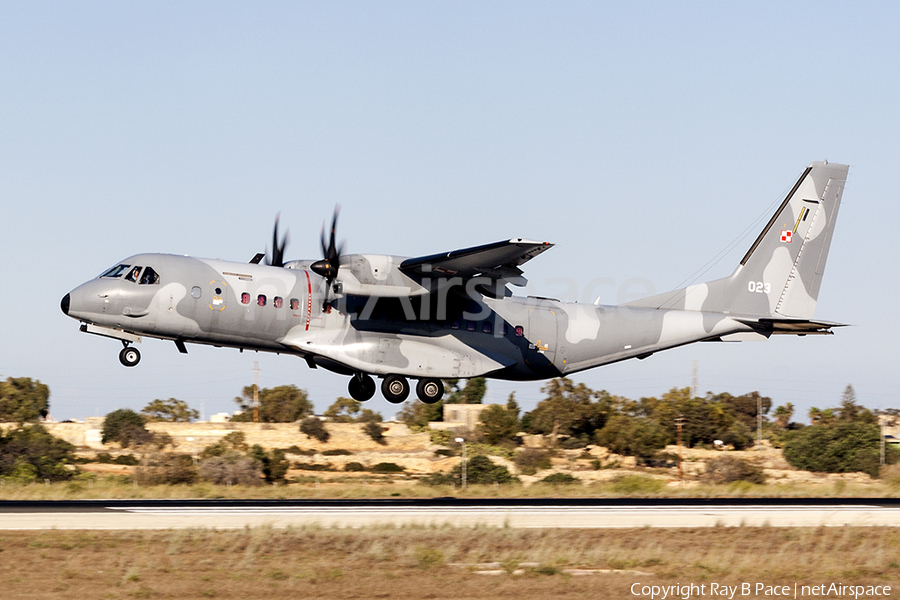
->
xmin=780 ymin=230 xmax=792 ymax=243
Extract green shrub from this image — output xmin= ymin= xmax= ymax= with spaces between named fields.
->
xmin=285 ymin=445 xmax=316 ymax=456
xmin=134 ymin=454 xmax=198 ymax=485
xmin=371 ymin=462 xmax=404 ymax=473
xmin=540 ymin=472 xmax=580 ymax=485
xmin=783 ymin=422 xmax=899 ymax=477
xmin=344 ymin=462 xmax=366 ymax=472
xmin=101 ymin=409 xmax=152 ymax=448
xmin=0 ymin=423 xmax=76 ymax=482
xmin=704 ymin=456 xmax=766 ymax=485
xmin=300 ymin=417 xmax=330 ymax=443
xmin=293 ymin=463 xmax=333 ymax=471
xmin=594 ymin=415 xmax=668 ymax=461
xmin=363 ymin=421 xmax=387 ymax=445
xmin=422 ymin=455 xmax=519 ymax=485
xmin=321 ymin=449 xmax=352 ymax=456
xmin=248 ymin=445 xmax=290 ymax=484
xmin=514 ymin=448 xmax=552 ymax=475
xmin=201 ymin=432 xmax=249 ymax=459
xmin=114 ymin=454 xmax=139 ymax=466
xmin=199 ymin=451 xmax=262 ymax=486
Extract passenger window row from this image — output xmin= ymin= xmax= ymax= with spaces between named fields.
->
xmin=240 ymin=293 xmax=300 ymax=311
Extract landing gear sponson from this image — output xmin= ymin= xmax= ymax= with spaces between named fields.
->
xmin=347 ymin=373 xmax=444 ymax=404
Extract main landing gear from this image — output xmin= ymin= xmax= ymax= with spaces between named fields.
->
xmin=348 ymin=373 xmax=376 ymax=402
xmin=348 ymin=374 xmax=444 ymax=404
xmin=118 ymin=343 xmax=141 ymax=367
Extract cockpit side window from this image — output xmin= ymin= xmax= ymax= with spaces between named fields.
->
xmin=125 ymin=266 xmax=142 ymax=282
xmin=139 ymin=267 xmax=160 ymax=285
xmin=100 ymin=264 xmax=130 ymax=278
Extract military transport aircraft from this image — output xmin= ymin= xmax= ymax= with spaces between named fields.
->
xmin=61 ymin=161 xmax=849 ymax=404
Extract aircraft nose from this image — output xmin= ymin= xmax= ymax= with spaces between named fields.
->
xmin=60 ymin=293 xmax=70 ymax=315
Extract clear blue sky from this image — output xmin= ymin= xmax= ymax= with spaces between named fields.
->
xmin=2 ymin=2 xmax=898 ymax=421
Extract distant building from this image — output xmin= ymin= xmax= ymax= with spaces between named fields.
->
xmin=429 ymin=404 xmax=491 ymax=432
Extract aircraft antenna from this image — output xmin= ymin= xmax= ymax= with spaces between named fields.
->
xmin=666 ymin=189 xmax=788 ymax=296
xmin=253 ymin=362 xmax=260 ymax=424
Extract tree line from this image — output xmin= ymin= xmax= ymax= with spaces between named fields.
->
xmin=1 ymin=375 xmax=896 ymax=481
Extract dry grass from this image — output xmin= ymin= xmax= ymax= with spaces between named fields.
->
xmin=0 ymin=526 xmax=897 ymax=599
xmin=0 ymin=475 xmax=897 ymax=500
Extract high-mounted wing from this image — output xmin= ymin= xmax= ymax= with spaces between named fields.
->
xmin=399 ymin=238 xmax=553 ymax=285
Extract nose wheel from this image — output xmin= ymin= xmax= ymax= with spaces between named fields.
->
xmin=416 ymin=378 xmax=444 ymax=404
xmin=381 ymin=375 xmax=410 ymax=404
xmin=118 ymin=346 xmax=141 ymax=367
xmin=348 ymin=374 xmax=376 ymax=402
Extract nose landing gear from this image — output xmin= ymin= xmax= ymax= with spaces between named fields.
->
xmin=118 ymin=344 xmax=141 ymax=367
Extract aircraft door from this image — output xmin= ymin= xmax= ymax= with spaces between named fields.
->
xmin=527 ymin=306 xmax=558 ymax=369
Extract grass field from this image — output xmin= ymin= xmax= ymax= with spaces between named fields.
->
xmin=0 ymin=526 xmax=897 ymax=599
xmin=0 ymin=474 xmax=898 ymax=500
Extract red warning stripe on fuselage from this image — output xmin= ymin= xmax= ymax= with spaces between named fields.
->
xmin=304 ymin=271 xmax=312 ymax=330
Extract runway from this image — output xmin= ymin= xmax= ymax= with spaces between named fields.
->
xmin=2 ymin=498 xmax=899 ymax=529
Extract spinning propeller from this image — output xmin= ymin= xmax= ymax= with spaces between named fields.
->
xmin=310 ymin=205 xmax=345 ymax=309
xmin=266 ymin=213 xmax=290 ymax=268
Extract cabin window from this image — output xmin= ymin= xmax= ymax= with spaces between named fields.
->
xmin=139 ymin=267 xmax=160 ymax=285
xmin=191 ymin=286 xmax=202 ymax=299
xmin=502 ymin=323 xmax=509 ymax=335
xmin=241 ymin=292 xmax=250 ymax=304
xmin=466 ymin=321 xmax=476 ymax=331
xmin=290 ymin=298 xmax=299 ymax=310
xmin=515 ymin=325 xmax=524 ymax=337
xmin=257 ymin=294 xmax=267 ymax=306
xmin=450 ymin=320 xmax=460 ymax=330
xmin=100 ymin=264 xmax=130 ymax=278
xmin=125 ymin=266 xmax=142 ymax=282
xmin=482 ymin=322 xmax=492 ymax=334
xmin=274 ymin=296 xmax=283 ymax=308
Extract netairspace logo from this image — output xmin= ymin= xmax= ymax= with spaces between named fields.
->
xmin=630 ymin=582 xmax=893 ymax=599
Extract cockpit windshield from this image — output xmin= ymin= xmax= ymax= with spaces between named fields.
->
xmin=100 ymin=264 xmax=130 ymax=278
xmin=139 ymin=267 xmax=160 ymax=285
xmin=99 ymin=264 xmax=160 ymax=284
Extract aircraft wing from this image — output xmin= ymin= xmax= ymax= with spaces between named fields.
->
xmin=733 ymin=317 xmax=848 ymax=335
xmin=399 ymin=239 xmax=553 ymax=284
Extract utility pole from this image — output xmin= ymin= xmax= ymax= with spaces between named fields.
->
xmin=757 ymin=394 xmax=762 ymax=446
xmin=455 ymin=437 xmax=467 ymax=491
xmin=676 ymin=414 xmax=685 ymax=484
xmin=691 ymin=359 xmax=698 ymax=398
xmin=881 ymin=411 xmax=886 ymax=467
xmin=253 ymin=361 xmax=260 ymax=424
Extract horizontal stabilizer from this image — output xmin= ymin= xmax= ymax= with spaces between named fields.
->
xmin=733 ymin=317 xmax=848 ymax=335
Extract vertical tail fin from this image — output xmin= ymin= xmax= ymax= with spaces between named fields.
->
xmin=627 ymin=161 xmax=849 ymax=319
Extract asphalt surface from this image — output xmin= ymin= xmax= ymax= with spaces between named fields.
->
xmin=1 ymin=498 xmax=899 ymax=529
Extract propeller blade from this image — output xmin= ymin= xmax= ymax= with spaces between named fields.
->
xmin=266 ymin=213 xmax=289 ymax=267
xmin=311 ymin=205 xmax=343 ymax=282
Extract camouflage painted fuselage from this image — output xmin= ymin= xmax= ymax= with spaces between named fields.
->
xmin=62 ymin=161 xmax=849 ymax=387
xmin=63 ymin=252 xmax=758 ymax=381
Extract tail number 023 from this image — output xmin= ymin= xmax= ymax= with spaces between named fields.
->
xmin=748 ymin=281 xmax=771 ymax=294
